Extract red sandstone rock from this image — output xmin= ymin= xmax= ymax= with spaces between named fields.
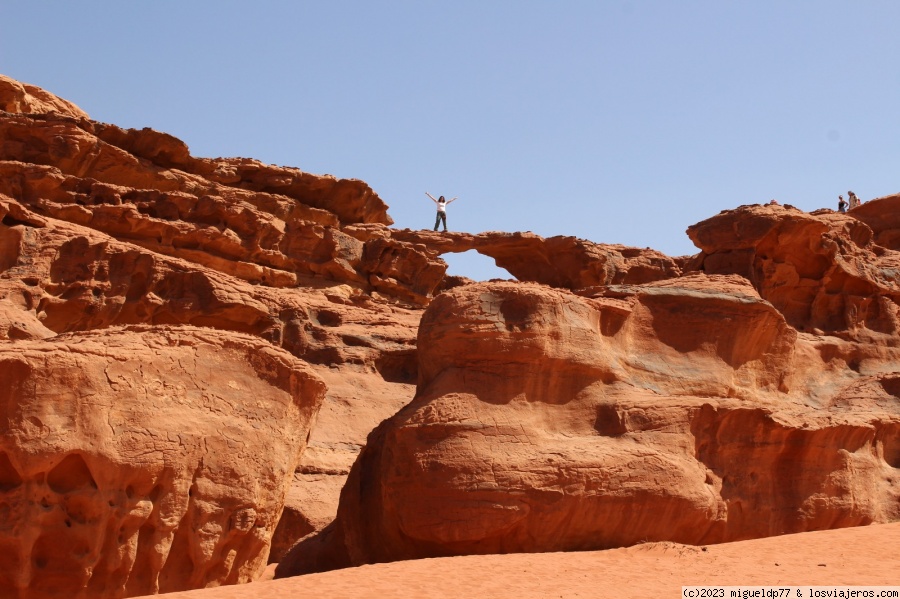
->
xmin=0 ymin=156 xmax=440 ymax=303
xmin=278 ymin=277 xmax=900 ymax=575
xmin=0 ymin=186 xmax=421 ymax=592
xmin=0 ymin=191 xmax=420 ymax=465
xmin=268 ymin=473 xmax=346 ymax=564
xmin=0 ymin=75 xmax=89 ymax=120
xmin=0 ymin=76 xmax=427 ymax=593
xmin=687 ymin=203 xmax=900 ymax=335
xmin=5 ymin=75 xmax=900 ymax=594
xmin=0 ymin=78 xmax=429 ymax=596
xmin=845 ymin=192 xmax=900 ymax=250
xmin=0 ymin=108 xmax=392 ymax=227
xmin=384 ymin=229 xmax=682 ymax=289
xmin=0 ymin=326 xmax=326 ymax=597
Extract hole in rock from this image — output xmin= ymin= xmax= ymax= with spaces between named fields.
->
xmin=881 ymin=424 xmax=900 ymax=469
xmin=441 ymin=250 xmax=514 ymax=283
xmin=47 ymin=454 xmax=98 ymax=494
xmin=881 ymin=377 xmax=900 ymax=399
xmin=0 ymin=453 xmax=23 ymax=492
xmin=314 ymin=309 xmax=342 ymax=327
xmin=1 ymin=214 xmax=34 ymax=228
xmin=375 ymin=350 xmax=418 ymax=384
xmin=594 ymin=404 xmax=628 ymax=437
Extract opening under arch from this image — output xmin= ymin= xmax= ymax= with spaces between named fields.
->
xmin=441 ymin=250 xmax=515 ymax=282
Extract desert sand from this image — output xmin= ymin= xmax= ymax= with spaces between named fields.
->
xmin=158 ymin=523 xmax=899 ymax=598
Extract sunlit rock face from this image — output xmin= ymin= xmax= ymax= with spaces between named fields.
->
xmin=278 ymin=277 xmax=900 ymax=575
xmin=5 ymin=74 xmax=900 ymax=592
xmin=0 ymin=326 xmax=325 ymax=598
xmin=0 ymin=72 xmax=428 ymax=596
xmin=687 ymin=203 xmax=900 ymax=336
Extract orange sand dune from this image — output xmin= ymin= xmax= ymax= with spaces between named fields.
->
xmin=158 ymin=523 xmax=900 ymax=599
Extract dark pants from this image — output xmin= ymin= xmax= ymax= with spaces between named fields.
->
xmin=434 ymin=211 xmax=447 ymax=231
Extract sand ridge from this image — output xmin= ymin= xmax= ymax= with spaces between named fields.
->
xmin=155 ymin=523 xmax=900 ymax=599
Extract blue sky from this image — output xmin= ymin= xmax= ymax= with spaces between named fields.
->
xmin=3 ymin=1 xmax=900 ymax=280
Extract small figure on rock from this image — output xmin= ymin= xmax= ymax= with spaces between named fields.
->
xmin=768 ymin=199 xmax=779 ymax=206
xmin=838 ymin=195 xmax=847 ymax=213
xmin=426 ymin=192 xmax=458 ymax=232
xmin=848 ymin=190 xmax=860 ymax=209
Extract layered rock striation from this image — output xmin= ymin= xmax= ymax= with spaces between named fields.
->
xmin=3 ymin=75 xmax=900 ymax=593
xmin=279 ymin=205 xmax=900 ymax=575
xmin=0 ymin=326 xmax=326 ymax=597
xmin=0 ymin=76 xmax=427 ymax=596
xmin=687 ymin=203 xmax=900 ymax=336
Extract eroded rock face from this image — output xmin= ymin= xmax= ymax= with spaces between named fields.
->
xmin=0 ymin=192 xmax=421 ymax=576
xmin=362 ymin=228 xmax=683 ymax=289
xmin=0 ymin=75 xmax=89 ymax=120
xmin=0 ymin=326 xmax=326 ymax=598
xmin=687 ymin=204 xmax=900 ymax=336
xmin=278 ymin=278 xmax=900 ymax=575
xmin=0 ymin=76 xmax=425 ymax=595
xmin=5 ymin=75 xmax=900 ymax=591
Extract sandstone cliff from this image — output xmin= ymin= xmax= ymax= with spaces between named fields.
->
xmin=279 ymin=273 xmax=900 ymax=574
xmin=0 ymin=327 xmax=325 ymax=596
xmin=0 ymin=76 xmax=428 ymax=597
xmin=278 ymin=209 xmax=900 ymax=574
xmin=2 ymin=75 xmax=899 ymax=595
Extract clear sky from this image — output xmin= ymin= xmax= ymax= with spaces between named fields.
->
xmin=3 ymin=1 xmax=900 ymax=280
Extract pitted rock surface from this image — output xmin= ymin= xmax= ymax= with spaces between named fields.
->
xmin=278 ymin=278 xmax=900 ymax=575
xmin=0 ymin=326 xmax=325 ymax=597
xmin=4 ymin=75 xmax=900 ymax=593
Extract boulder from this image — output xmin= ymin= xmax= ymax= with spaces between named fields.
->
xmin=0 ymin=326 xmax=326 ymax=597
xmin=278 ymin=279 xmax=900 ymax=574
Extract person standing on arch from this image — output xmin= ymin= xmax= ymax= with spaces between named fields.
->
xmin=426 ymin=192 xmax=458 ymax=232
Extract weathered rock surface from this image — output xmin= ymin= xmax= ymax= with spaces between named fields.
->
xmin=0 ymin=75 xmax=89 ymax=120
xmin=351 ymin=227 xmax=683 ymax=290
xmin=687 ymin=203 xmax=900 ymax=336
xmin=0 ymin=76 xmax=425 ymax=596
xmin=0 ymin=191 xmax=421 ymax=580
xmin=0 ymin=326 xmax=326 ymax=598
xmin=4 ymin=75 xmax=900 ymax=593
xmin=279 ymin=268 xmax=900 ymax=574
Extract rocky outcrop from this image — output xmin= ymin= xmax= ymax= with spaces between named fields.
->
xmin=4 ymin=75 xmax=900 ymax=593
xmin=0 ymin=192 xmax=421 ymax=576
xmin=687 ymin=203 xmax=900 ymax=336
xmin=0 ymin=132 xmax=440 ymax=304
xmin=0 ymin=75 xmax=89 ymax=120
xmin=351 ymin=227 xmax=683 ymax=290
xmin=0 ymin=76 xmax=425 ymax=596
xmin=844 ymin=193 xmax=900 ymax=251
xmin=0 ymin=326 xmax=326 ymax=598
xmin=278 ymin=273 xmax=900 ymax=575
